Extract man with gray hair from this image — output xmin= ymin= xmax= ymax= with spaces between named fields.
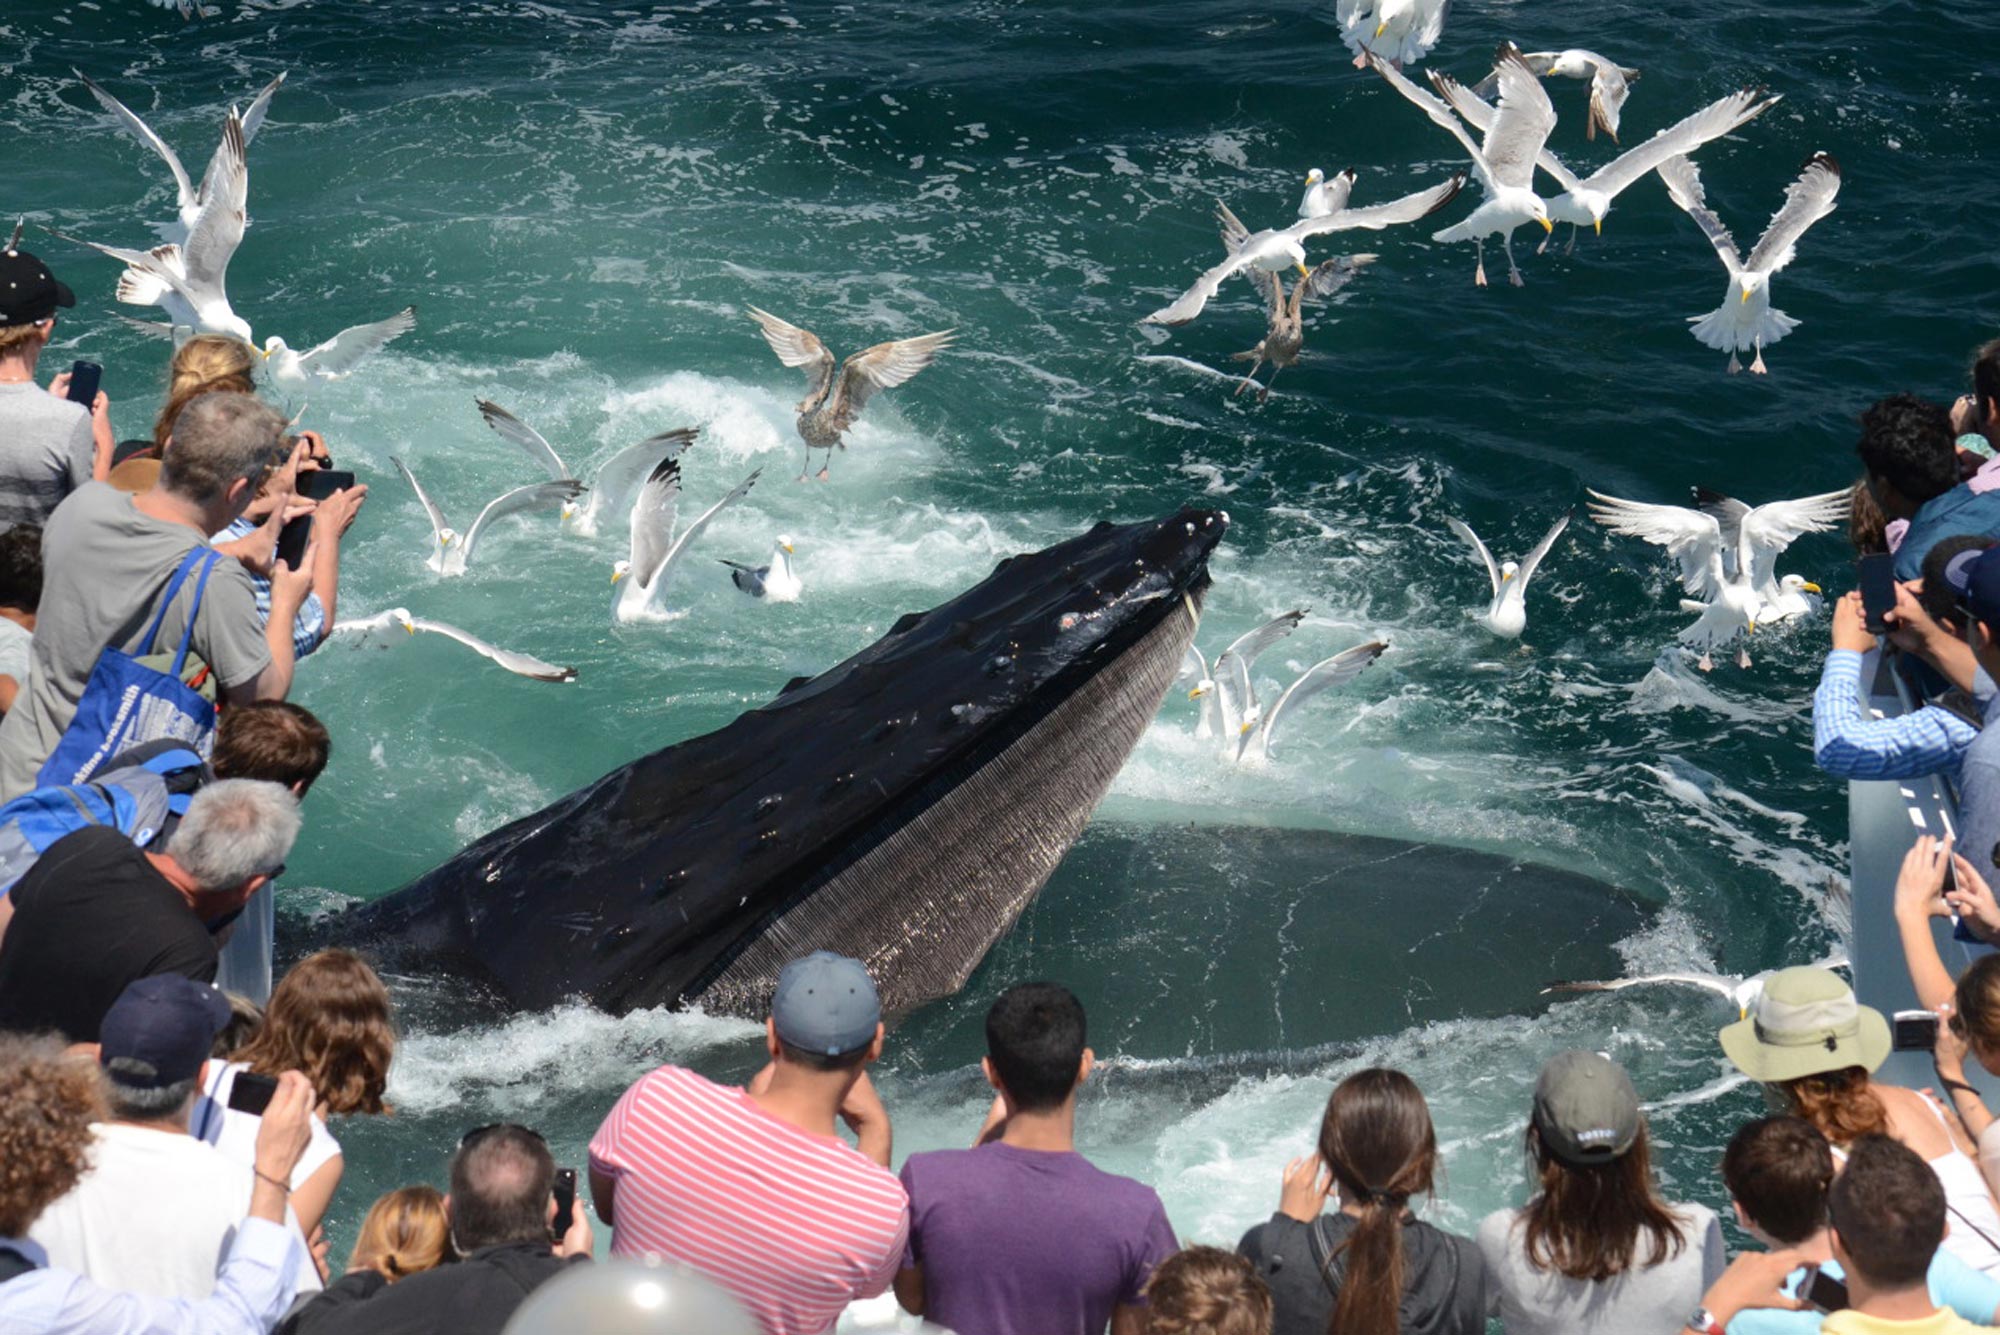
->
xmin=0 ymin=779 xmax=300 ymax=1041
xmin=0 ymin=389 xmax=315 ymax=798
xmin=29 ymin=974 xmax=322 ymax=1300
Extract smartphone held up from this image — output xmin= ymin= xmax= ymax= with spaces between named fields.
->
xmin=275 ymin=469 xmax=356 ymax=572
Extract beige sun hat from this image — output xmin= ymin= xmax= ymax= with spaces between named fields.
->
xmin=1718 ymin=966 xmax=1891 ymax=1083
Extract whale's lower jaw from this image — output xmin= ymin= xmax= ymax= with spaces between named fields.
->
xmin=688 ymin=583 xmax=1205 ymax=1019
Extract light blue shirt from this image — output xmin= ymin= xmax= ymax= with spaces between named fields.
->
xmin=0 ymin=1217 xmax=301 ymax=1333
xmin=1727 ymin=1250 xmax=2000 ymax=1334
xmin=1813 ymin=650 xmax=1979 ymax=781
xmin=214 ymin=517 xmax=326 ymax=660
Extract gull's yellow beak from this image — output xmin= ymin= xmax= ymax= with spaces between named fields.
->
xmin=783 ymin=542 xmax=795 ymax=554
xmin=1593 ymin=218 xmax=1602 ymax=236
xmin=402 ymin=623 xmax=415 ymax=635
xmin=1502 ymin=571 xmax=1515 ymax=582
xmin=1374 ymin=19 xmax=1387 ymax=36
xmin=1747 ymin=620 xmax=1758 ymax=634
xmin=1239 ymin=721 xmax=1255 ymax=735
xmin=259 ymin=347 xmax=271 ymax=359
xmin=1295 ymin=263 xmax=1311 ymax=277
xmin=1741 ymin=287 xmax=1752 ymax=304
xmin=610 ymin=570 xmax=625 ymax=585
xmin=1537 ymin=217 xmax=1554 ymax=234
xmin=1188 ymin=686 xmax=1206 ymax=700
xmin=1802 ymin=582 xmax=1823 ymax=594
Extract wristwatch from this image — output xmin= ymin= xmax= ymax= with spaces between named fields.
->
xmin=1686 ymin=1307 xmax=1725 ymax=1335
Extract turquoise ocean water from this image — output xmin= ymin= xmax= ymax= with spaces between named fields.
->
xmin=6 ymin=0 xmax=2000 ymax=1266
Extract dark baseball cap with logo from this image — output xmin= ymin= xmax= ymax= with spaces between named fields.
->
xmin=98 ymin=975 xmax=233 ymax=1090
xmin=1532 ymin=1049 xmax=1642 ymax=1167
xmin=0 ymin=245 xmax=75 ymax=328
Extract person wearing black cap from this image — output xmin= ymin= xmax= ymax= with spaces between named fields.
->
xmin=0 ymin=243 xmax=110 ymax=533
xmin=1476 ymin=1050 xmax=1724 ymax=1335
xmin=28 ymin=974 xmax=322 ymax=1301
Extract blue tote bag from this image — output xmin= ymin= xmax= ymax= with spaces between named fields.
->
xmin=38 ymin=547 xmax=224 ymax=788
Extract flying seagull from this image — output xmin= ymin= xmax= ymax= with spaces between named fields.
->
xmin=75 ymin=69 xmax=285 ymax=240
xmin=720 ymin=536 xmax=802 ymax=601
xmin=1657 ymin=151 xmax=1841 ymax=374
xmin=390 ymin=456 xmax=580 ymax=578
xmin=613 ymin=457 xmax=762 ymax=621
xmin=262 ymin=307 xmax=417 ymax=385
xmin=1215 ymin=202 xmax=1374 ymax=400
xmin=1234 ymin=642 xmax=1390 ymax=763
xmin=1475 ymin=50 xmax=1639 ymax=142
xmin=745 ymin=308 xmax=953 ymax=482
xmin=1432 ymin=79 xmax=1780 ymax=253
xmin=1335 ymin=0 xmax=1450 ymax=70
xmin=328 ymin=608 xmax=577 ymax=683
xmin=476 ymin=399 xmax=698 ymax=536
xmin=1368 ymin=45 xmax=1556 ymax=287
xmin=1142 ymin=173 xmax=1462 ymax=327
xmin=1447 ymin=510 xmax=1570 ymax=638
xmin=1588 ymin=486 xmax=1846 ymax=669
xmin=1185 ymin=609 xmax=1309 ymax=745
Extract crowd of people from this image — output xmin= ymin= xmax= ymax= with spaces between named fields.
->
xmin=3 ymin=229 xmax=2000 ymax=1335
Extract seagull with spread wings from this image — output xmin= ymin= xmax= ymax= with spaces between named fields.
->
xmin=1448 ymin=511 xmax=1570 ymax=638
xmin=1143 ymin=173 xmax=1462 ymax=327
xmin=476 ymin=399 xmax=699 ymax=537
xmin=75 ymin=70 xmax=285 ymax=241
xmin=263 ymin=307 xmax=418 ymax=385
xmin=1335 ymin=0 xmax=1450 ymax=70
xmin=1368 ymin=45 xmax=1557 ymax=287
xmin=1234 ymin=642 xmax=1390 ymax=764
xmin=745 ymin=308 xmax=953 ymax=481
xmin=1588 ymin=486 xmax=1847 ymax=669
xmin=1431 ymin=78 xmax=1780 ymax=254
xmin=1657 ymin=152 xmax=1841 ymax=374
xmin=1184 ymin=610 xmax=1309 ymax=745
xmin=1475 ymin=51 xmax=1640 ymax=142
xmin=391 ymin=456 xmax=580 ymax=578
xmin=1213 ymin=202 xmax=1376 ymax=400
xmin=328 ymin=608 xmax=577 ymax=683
xmin=612 ymin=457 xmax=762 ymax=621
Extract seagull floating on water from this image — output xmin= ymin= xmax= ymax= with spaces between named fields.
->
xmin=720 ymin=536 xmax=802 ymax=601
xmin=746 ymin=307 xmax=953 ymax=482
xmin=1476 ymin=51 xmax=1639 ymax=142
xmin=1657 ymin=151 xmax=1841 ymax=374
xmin=1369 ymin=45 xmax=1556 ymax=288
xmin=1588 ymin=486 xmax=1847 ymax=669
xmin=1448 ymin=510 xmax=1570 ymax=638
xmin=76 ymin=70 xmax=284 ymax=241
xmin=612 ymin=456 xmax=761 ymax=622
xmin=391 ymin=456 xmax=580 ymax=578
xmin=476 ymin=399 xmax=698 ymax=537
xmin=1143 ymin=174 xmax=1462 ymax=327
xmin=328 ymin=608 xmax=577 ymax=683
xmin=1335 ymin=0 xmax=1449 ymax=70
xmin=1297 ymin=168 xmax=1342 ymax=220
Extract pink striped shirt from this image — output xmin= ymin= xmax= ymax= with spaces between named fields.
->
xmin=589 ymin=1065 xmax=910 ymax=1335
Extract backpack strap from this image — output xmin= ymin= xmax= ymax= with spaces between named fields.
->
xmin=139 ymin=548 xmax=216 ymax=661
xmin=168 ymin=551 xmax=222 ymax=678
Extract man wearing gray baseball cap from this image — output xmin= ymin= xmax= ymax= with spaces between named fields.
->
xmin=587 ymin=950 xmax=909 ymax=1335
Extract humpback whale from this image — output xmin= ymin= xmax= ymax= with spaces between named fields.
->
xmin=342 ymin=509 xmax=1228 ymax=1017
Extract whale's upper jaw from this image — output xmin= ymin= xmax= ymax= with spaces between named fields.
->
xmin=340 ymin=510 xmax=1228 ymax=1019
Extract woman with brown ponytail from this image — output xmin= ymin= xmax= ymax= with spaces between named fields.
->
xmin=1237 ymin=1068 xmax=1488 ymax=1335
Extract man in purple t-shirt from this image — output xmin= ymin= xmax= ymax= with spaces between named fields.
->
xmin=894 ymin=982 xmax=1179 ymax=1335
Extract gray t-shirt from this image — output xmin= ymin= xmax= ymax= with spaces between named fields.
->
xmin=0 ymin=381 xmax=92 ymax=533
xmin=1477 ymin=1201 xmax=1724 ymax=1335
xmin=0 ymin=483 xmax=270 ymax=797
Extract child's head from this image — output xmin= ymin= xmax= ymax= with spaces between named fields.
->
xmin=0 ymin=525 xmax=42 ymax=614
xmin=1142 ymin=1247 xmax=1273 ymax=1335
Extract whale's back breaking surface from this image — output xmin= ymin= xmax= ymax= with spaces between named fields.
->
xmin=344 ymin=510 xmax=1228 ymax=1015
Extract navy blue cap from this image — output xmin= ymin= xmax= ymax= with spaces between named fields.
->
xmin=771 ymin=952 xmax=881 ymax=1057
xmin=1939 ymin=546 xmax=2000 ymax=632
xmin=0 ymin=247 xmax=75 ymax=328
xmin=98 ymin=975 xmax=232 ymax=1089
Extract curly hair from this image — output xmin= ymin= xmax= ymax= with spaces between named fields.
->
xmin=0 ymin=523 xmax=43 ymax=612
xmin=1856 ymin=393 xmax=1957 ymax=506
xmin=231 ymin=949 xmax=396 ymax=1116
xmin=1779 ymin=1066 xmax=1890 ymax=1145
xmin=154 ymin=333 xmax=259 ymax=449
xmin=1143 ymin=1246 xmax=1273 ymax=1335
xmin=0 ymin=1035 xmax=106 ymax=1236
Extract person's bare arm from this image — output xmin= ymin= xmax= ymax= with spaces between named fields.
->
xmin=225 ymin=546 xmax=314 ymax=705
xmin=288 ymin=1152 xmax=343 ymax=1238
xmin=1896 ymin=836 xmax=1961 ymax=1012
xmin=305 ymin=484 xmax=366 ymax=634
xmin=1887 ymin=583 xmax=1980 ymax=694
xmin=0 ymin=890 xmax=13 ymax=950
xmin=840 ymin=1071 xmax=892 ymax=1168
xmin=893 ymin=1266 xmax=925 ymax=1316
xmin=588 ymin=1165 xmax=617 ymax=1227
xmin=0 ymin=673 xmax=19 ymax=715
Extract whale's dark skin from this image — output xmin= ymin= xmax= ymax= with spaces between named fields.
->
xmin=342 ymin=509 xmax=1227 ymax=1016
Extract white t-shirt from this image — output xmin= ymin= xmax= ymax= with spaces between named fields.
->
xmin=0 ymin=617 xmax=32 ymax=693
xmin=29 ymin=1122 xmax=321 ymax=1299
xmin=1477 ymin=1200 xmax=1724 ymax=1335
xmin=190 ymin=1061 xmax=343 ymax=1191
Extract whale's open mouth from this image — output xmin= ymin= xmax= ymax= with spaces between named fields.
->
xmin=341 ymin=510 xmax=1228 ymax=1017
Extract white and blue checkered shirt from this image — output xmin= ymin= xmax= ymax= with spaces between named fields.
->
xmin=216 ymin=516 xmax=326 ymax=659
